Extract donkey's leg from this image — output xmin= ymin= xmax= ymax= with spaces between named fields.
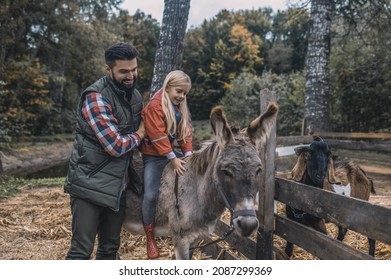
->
xmin=173 ymin=237 xmax=191 ymax=260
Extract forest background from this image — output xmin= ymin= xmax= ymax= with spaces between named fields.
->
xmin=1 ymin=0 xmax=390 ymax=144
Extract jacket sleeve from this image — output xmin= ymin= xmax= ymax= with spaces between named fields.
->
xmin=142 ymin=103 xmax=173 ymax=156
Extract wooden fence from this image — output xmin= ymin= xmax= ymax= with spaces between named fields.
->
xmin=199 ymin=89 xmax=391 ymax=260
xmin=202 ymin=177 xmax=391 ymax=260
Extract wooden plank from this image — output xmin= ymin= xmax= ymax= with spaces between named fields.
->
xmin=210 ymin=220 xmax=290 ymax=260
xmin=315 ymin=132 xmax=391 ymax=139
xmin=256 ymin=226 xmax=274 ymax=260
xmin=213 ymin=219 xmax=256 ymax=259
xmin=198 ymin=238 xmax=239 ymax=260
xmin=277 ymin=135 xmax=391 ymax=152
xmin=209 ymin=216 xmax=379 ymax=260
xmin=275 ymin=177 xmax=391 ymax=245
xmin=325 ymin=139 xmax=391 ymax=152
xmin=256 ymin=89 xmax=277 ymax=259
xmin=274 ymin=214 xmax=374 ymax=260
xmin=277 ymin=132 xmax=391 ymax=143
xmin=277 ymin=135 xmax=313 ymax=146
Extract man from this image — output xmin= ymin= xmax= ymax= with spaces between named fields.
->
xmin=64 ymin=43 xmax=145 ymax=260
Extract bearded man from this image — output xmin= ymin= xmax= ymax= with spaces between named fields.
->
xmin=64 ymin=43 xmax=145 ymax=260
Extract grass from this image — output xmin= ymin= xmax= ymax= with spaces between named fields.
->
xmin=0 ymin=176 xmax=65 ymax=201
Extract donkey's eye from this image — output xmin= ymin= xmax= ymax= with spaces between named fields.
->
xmin=222 ymin=169 xmax=233 ymax=177
xmin=256 ymin=167 xmax=262 ymax=176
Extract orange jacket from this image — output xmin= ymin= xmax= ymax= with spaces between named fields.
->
xmin=139 ymin=89 xmax=192 ymax=156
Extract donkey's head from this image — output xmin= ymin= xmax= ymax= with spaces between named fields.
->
xmin=210 ymin=103 xmax=278 ymax=237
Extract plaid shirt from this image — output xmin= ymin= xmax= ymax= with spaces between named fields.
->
xmin=82 ymin=92 xmax=140 ymax=157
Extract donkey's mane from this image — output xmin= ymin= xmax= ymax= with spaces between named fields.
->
xmin=188 ymin=128 xmax=252 ymax=175
xmin=188 ymin=139 xmax=220 ymax=175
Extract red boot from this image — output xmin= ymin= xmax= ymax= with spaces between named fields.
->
xmin=144 ymin=223 xmax=160 ymax=259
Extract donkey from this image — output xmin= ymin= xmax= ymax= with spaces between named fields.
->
xmin=123 ymin=103 xmax=279 ymax=259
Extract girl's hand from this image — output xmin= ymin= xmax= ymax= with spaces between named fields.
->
xmin=171 ymin=157 xmax=186 ymax=176
xmin=136 ymin=121 xmax=145 ymax=139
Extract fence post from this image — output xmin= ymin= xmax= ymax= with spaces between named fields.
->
xmin=256 ymin=89 xmax=277 ymax=259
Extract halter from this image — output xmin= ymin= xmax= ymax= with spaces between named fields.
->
xmin=215 ymin=180 xmax=257 ymax=223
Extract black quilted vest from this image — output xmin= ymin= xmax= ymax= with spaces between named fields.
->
xmin=64 ymin=76 xmax=143 ymax=211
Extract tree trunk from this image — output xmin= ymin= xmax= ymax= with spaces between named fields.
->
xmin=0 ymin=153 xmax=3 ymax=175
xmin=150 ymin=0 xmax=190 ymax=97
xmin=304 ymin=0 xmax=332 ymax=132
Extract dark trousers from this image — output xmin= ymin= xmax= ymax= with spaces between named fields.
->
xmin=65 ymin=192 xmax=126 ymax=260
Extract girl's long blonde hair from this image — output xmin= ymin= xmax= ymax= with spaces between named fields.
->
xmin=161 ymin=70 xmax=192 ymax=142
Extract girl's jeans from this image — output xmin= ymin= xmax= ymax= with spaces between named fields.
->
xmin=142 ymin=152 xmax=182 ymax=225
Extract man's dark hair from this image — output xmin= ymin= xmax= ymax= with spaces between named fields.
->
xmin=104 ymin=43 xmax=139 ymax=68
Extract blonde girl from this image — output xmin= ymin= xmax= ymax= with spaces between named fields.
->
xmin=139 ymin=70 xmax=193 ymax=259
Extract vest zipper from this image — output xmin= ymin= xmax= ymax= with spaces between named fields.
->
xmin=87 ymin=157 xmax=111 ymax=178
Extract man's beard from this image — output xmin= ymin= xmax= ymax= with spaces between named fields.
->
xmin=112 ymin=74 xmax=137 ymax=95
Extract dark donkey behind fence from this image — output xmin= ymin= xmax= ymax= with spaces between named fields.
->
xmin=285 ymin=136 xmax=376 ymax=257
xmin=123 ymin=103 xmax=279 ymax=259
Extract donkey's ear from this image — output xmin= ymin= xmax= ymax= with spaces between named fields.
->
xmin=210 ymin=106 xmax=234 ymax=147
xmin=247 ymin=102 xmax=279 ymax=151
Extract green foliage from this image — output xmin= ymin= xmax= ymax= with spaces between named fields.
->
xmin=0 ymin=57 xmax=52 ymax=140
xmin=108 ymin=10 xmax=160 ymax=96
xmin=2 ymin=1 xmax=390 ymax=141
xmin=257 ymin=70 xmax=306 ymax=135
xmin=220 ymin=72 xmax=262 ymax=128
xmin=0 ymin=0 xmax=159 ymax=139
xmin=191 ymin=120 xmax=212 ymax=148
xmin=273 ymin=71 xmax=306 ymax=135
xmin=184 ymin=9 xmax=270 ymax=118
xmin=184 ymin=8 xmax=309 ymax=120
xmin=269 ymin=8 xmax=309 ymax=73
xmin=330 ymin=4 xmax=391 ymax=132
xmin=220 ymin=70 xmax=305 ymax=135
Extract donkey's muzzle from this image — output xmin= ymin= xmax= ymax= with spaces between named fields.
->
xmin=233 ymin=213 xmax=259 ymax=237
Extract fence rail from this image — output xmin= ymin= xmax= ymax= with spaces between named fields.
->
xmin=275 ymin=178 xmax=391 ymax=245
xmin=277 ymin=133 xmax=391 ymax=152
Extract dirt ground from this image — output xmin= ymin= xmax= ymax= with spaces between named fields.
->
xmin=0 ymin=142 xmax=390 ymax=260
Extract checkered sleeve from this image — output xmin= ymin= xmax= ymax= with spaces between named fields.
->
xmin=82 ymin=92 xmax=140 ymax=157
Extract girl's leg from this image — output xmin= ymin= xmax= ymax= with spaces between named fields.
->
xmin=142 ymin=155 xmax=169 ymax=225
xmin=142 ymin=155 xmax=169 ymax=259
